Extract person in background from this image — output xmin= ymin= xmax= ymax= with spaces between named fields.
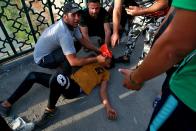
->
xmin=107 ymin=0 xmax=138 ymax=36
xmin=80 ymin=0 xmax=111 ymax=46
xmin=111 ymin=0 xmax=169 ymax=63
xmin=33 ymin=2 xmax=106 ymax=74
xmin=119 ymin=0 xmax=196 ymax=129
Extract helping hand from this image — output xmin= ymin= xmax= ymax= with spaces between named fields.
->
xmin=96 ymin=54 xmax=106 ymax=63
xmin=119 ymin=68 xmax=142 ymax=91
xmin=111 ymin=33 xmax=120 ymax=48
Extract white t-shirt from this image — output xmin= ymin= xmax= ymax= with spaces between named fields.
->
xmin=33 ymin=19 xmax=82 ymax=64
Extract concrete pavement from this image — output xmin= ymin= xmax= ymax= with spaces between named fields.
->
xmin=0 ymin=36 xmax=165 ymax=131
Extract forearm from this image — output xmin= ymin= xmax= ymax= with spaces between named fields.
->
xmin=113 ymin=0 xmax=122 ymax=34
xmin=104 ymin=31 xmax=111 ymax=45
xmin=69 ymin=56 xmax=97 ymax=66
xmin=141 ymin=0 xmax=168 ymax=15
xmin=113 ymin=13 xmax=120 ymax=34
xmin=100 ymin=81 xmax=112 ymax=109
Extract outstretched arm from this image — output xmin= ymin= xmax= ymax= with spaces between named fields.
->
xmin=111 ymin=0 xmax=123 ymax=47
xmin=99 ymin=80 xmax=117 ymax=120
xmin=120 ymin=8 xmax=196 ymax=90
xmin=104 ymin=22 xmax=111 ymax=46
xmin=125 ymin=0 xmax=169 ymax=16
xmin=66 ymin=54 xmax=106 ymax=67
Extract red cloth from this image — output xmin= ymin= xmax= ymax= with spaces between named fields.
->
xmin=99 ymin=44 xmax=112 ymax=58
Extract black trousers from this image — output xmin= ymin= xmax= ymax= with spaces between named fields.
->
xmin=48 ymin=71 xmax=81 ymax=109
xmin=7 ymin=72 xmax=51 ymax=105
xmin=7 ymin=71 xmax=81 ymax=110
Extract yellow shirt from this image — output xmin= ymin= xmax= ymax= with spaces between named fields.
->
xmin=71 ymin=63 xmax=110 ymax=95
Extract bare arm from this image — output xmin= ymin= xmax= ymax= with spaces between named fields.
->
xmin=126 ymin=0 xmax=169 ymax=16
xmin=111 ymin=0 xmax=122 ymax=47
xmin=120 ymin=8 xmax=196 ymax=89
xmin=100 ymin=80 xmax=117 ymax=120
xmin=80 ymin=26 xmax=90 ymax=42
xmin=66 ymin=54 xmax=106 ymax=67
xmin=103 ymin=22 xmax=111 ymax=46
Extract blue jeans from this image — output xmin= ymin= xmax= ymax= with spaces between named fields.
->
xmin=38 ymin=41 xmax=82 ymax=72
xmin=38 ymin=48 xmax=69 ymax=69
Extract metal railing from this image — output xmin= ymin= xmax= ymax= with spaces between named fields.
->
xmin=0 ymin=0 xmax=112 ymax=64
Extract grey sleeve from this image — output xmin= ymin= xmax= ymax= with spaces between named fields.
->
xmin=59 ymin=35 xmax=76 ymax=55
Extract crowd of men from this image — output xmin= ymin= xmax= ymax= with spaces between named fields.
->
xmin=0 ymin=0 xmax=195 ymax=130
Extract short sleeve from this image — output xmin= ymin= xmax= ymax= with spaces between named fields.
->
xmin=59 ymin=35 xmax=76 ymax=55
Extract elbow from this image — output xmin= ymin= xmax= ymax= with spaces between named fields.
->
xmin=69 ymin=61 xmax=77 ymax=66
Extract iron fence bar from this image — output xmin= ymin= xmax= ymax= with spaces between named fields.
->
xmin=47 ymin=0 xmax=55 ymax=24
xmin=0 ymin=0 xmax=112 ymax=64
xmin=20 ymin=0 xmax=37 ymax=42
xmin=0 ymin=19 xmax=17 ymax=55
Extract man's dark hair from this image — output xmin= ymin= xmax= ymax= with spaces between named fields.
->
xmin=88 ymin=0 xmax=100 ymax=3
xmin=109 ymin=56 xmax=115 ymax=69
xmin=104 ymin=56 xmax=115 ymax=69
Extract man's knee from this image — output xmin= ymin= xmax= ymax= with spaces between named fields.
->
xmin=49 ymin=72 xmax=70 ymax=90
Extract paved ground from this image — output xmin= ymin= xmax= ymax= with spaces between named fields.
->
xmin=0 ymin=35 xmax=165 ymax=131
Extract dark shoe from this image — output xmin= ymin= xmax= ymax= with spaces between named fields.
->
xmin=115 ymin=55 xmax=130 ymax=63
xmin=0 ymin=101 xmax=11 ymax=117
xmin=35 ymin=108 xmax=58 ymax=129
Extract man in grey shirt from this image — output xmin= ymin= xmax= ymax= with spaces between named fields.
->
xmin=34 ymin=2 xmax=105 ymax=73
